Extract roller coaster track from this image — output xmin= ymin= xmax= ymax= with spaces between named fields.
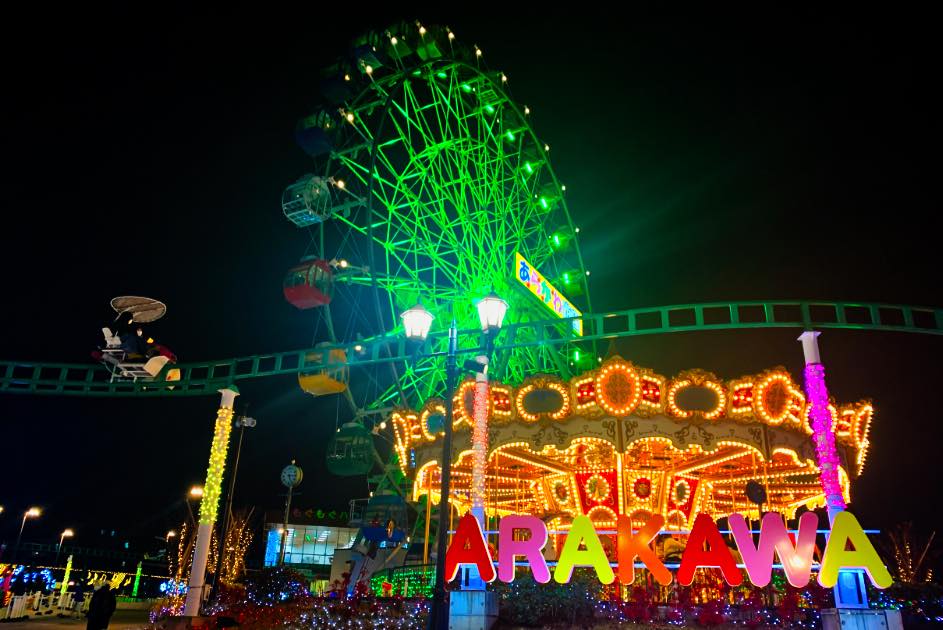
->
xmin=2 ymin=300 xmax=940 ymax=397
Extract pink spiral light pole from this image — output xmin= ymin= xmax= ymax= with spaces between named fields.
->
xmin=798 ymin=331 xmax=846 ymax=519
xmin=798 ymin=331 xmax=869 ymax=609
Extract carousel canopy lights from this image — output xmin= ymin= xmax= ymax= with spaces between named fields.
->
xmin=476 ymin=291 xmax=508 ymax=334
xmin=401 ymin=303 xmax=434 ymax=341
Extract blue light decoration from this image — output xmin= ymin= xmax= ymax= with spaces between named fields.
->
xmin=10 ymin=566 xmax=55 ymax=592
xmin=264 ymin=528 xmax=282 ymax=567
xmin=159 ymin=579 xmax=188 ymax=595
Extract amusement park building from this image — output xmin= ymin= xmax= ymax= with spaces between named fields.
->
xmin=262 ymin=509 xmax=358 ymax=574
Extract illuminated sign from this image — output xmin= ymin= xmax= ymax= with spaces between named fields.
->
xmin=445 ymin=511 xmax=892 ymax=589
xmin=514 ymin=252 xmax=583 ymax=335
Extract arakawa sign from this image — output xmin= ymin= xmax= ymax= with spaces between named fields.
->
xmin=445 ymin=512 xmax=893 ymax=589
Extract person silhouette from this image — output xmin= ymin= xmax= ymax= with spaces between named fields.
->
xmin=85 ymin=584 xmax=116 ymax=630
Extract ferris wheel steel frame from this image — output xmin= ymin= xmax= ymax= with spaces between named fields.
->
xmin=296 ymin=46 xmax=595 ymax=421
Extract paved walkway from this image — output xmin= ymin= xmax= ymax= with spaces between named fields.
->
xmin=0 ymin=609 xmax=150 ymax=629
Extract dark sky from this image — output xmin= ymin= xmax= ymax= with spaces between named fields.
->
xmin=1 ymin=8 xmax=940 ymax=561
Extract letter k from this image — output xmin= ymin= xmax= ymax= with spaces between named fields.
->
xmin=618 ymin=514 xmax=672 ymax=585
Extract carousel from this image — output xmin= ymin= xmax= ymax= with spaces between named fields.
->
xmin=392 ymin=357 xmax=872 ymax=546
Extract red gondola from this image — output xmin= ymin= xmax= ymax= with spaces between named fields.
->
xmin=283 ymin=259 xmax=334 ymax=309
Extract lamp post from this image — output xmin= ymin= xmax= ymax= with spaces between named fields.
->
xmin=186 ymin=486 xmax=204 ymax=525
xmin=55 ymin=528 xmax=74 ymax=566
xmin=12 ymin=507 xmax=41 ymax=564
xmin=402 ymin=293 xmax=508 ymax=630
xmin=278 ymin=461 xmax=304 ymax=566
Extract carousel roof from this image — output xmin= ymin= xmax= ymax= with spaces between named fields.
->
xmin=390 ymin=357 xmax=873 ymax=524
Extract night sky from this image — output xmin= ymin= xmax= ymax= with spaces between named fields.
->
xmin=1 ymin=9 xmax=939 ymax=564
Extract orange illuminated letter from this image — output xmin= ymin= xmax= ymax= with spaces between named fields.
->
xmin=617 ymin=514 xmax=672 ymax=585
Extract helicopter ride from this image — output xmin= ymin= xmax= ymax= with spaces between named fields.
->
xmin=90 ymin=296 xmax=181 ymax=383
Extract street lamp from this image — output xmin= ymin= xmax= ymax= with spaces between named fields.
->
xmin=401 ymin=303 xmax=434 ymax=341
xmin=165 ymin=530 xmax=177 ymax=561
xmin=12 ymin=507 xmax=41 ymax=564
xmin=475 ymin=291 xmax=509 ymax=334
xmin=55 ymin=529 xmax=74 ymax=566
xmin=404 ymin=293 xmax=508 ymax=630
xmin=185 ymin=486 xmax=204 ymax=525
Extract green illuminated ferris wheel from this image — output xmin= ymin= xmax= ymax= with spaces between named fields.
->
xmin=282 ymin=21 xmax=592 ymax=419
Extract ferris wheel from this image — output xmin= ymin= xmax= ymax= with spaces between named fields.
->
xmin=281 ymin=22 xmax=592 ymax=435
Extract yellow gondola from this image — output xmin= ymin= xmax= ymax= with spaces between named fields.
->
xmin=298 ymin=346 xmax=348 ymax=396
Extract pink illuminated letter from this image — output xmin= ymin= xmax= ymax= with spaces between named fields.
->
xmin=498 ymin=515 xmax=550 ymax=583
xmin=730 ymin=512 xmax=818 ymax=588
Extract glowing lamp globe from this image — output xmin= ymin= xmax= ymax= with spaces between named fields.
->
xmin=401 ymin=304 xmax=434 ymax=341
xmin=476 ymin=292 xmax=508 ymax=333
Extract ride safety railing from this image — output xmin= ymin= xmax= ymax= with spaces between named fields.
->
xmin=1 ymin=300 xmax=941 ymax=397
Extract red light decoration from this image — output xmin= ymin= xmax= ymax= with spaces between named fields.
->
xmin=577 ymin=381 xmax=596 ymax=405
xmin=641 ymin=379 xmax=660 ymax=403
xmin=491 ymin=386 xmax=513 ymax=418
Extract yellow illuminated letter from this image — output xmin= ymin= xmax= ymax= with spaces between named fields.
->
xmin=554 ymin=515 xmax=615 ymax=584
xmin=819 ymin=511 xmax=893 ymax=589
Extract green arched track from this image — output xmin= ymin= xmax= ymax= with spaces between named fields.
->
xmin=2 ymin=300 xmax=940 ymax=397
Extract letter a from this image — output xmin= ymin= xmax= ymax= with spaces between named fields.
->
xmin=678 ymin=513 xmax=742 ymax=586
xmin=554 ymin=515 xmax=615 ymax=584
xmin=730 ymin=512 xmax=817 ymax=588
xmin=445 ymin=512 xmax=496 ymax=583
xmin=498 ymin=515 xmax=550 ymax=583
xmin=818 ymin=511 xmax=892 ymax=589
xmin=617 ymin=514 xmax=672 ymax=585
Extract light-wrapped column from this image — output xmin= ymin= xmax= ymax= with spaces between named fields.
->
xmin=804 ymin=362 xmax=846 ymax=515
xmin=471 ymin=357 xmax=490 ymax=523
xmin=184 ymin=387 xmax=239 ymax=617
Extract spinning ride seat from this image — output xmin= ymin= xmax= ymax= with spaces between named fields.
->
xmin=326 ymin=422 xmax=374 ymax=476
xmin=97 ymin=328 xmax=181 ymax=382
xmin=96 ymin=297 xmax=180 ymax=383
xmin=283 ymin=259 xmax=334 ymax=309
xmin=298 ymin=346 xmax=348 ymax=396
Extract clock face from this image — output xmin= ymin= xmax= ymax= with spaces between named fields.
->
xmin=585 ymin=474 xmax=610 ymax=503
xmin=281 ymin=465 xmax=303 ymax=488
